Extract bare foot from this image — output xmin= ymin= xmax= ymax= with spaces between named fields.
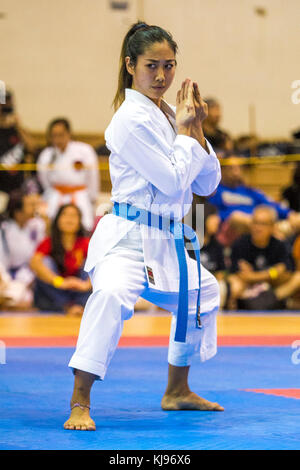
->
xmin=161 ymin=391 xmax=224 ymax=411
xmin=64 ymin=406 xmax=96 ymax=431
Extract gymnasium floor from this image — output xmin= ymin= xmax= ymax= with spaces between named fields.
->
xmin=0 ymin=311 xmax=300 ymax=450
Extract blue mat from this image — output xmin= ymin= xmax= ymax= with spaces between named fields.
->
xmin=0 ymin=346 xmax=299 ymax=450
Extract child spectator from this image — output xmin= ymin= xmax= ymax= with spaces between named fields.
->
xmin=30 ymin=204 xmax=91 ymax=315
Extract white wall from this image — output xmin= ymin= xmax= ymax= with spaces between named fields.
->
xmin=1 ymin=0 xmax=299 ymax=139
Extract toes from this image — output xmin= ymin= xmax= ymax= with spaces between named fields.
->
xmin=213 ymin=402 xmax=224 ymax=411
xmin=64 ymin=420 xmax=96 ymax=430
xmin=64 ymin=423 xmax=74 ymax=430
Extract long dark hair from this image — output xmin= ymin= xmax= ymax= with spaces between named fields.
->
xmin=113 ymin=21 xmax=178 ymax=110
xmin=50 ymin=204 xmax=85 ymax=274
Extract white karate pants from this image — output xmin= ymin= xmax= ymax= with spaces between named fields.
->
xmin=68 ymin=226 xmax=219 ymax=380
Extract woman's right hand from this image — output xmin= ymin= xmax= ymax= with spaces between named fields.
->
xmin=176 ymin=79 xmax=196 ymax=133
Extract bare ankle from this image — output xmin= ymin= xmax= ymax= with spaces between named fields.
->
xmin=164 ymin=385 xmax=191 ymax=398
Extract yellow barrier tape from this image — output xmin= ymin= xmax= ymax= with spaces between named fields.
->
xmin=0 ymin=154 xmax=300 ymax=171
xmin=220 ymin=154 xmax=300 ymax=166
xmin=0 ymin=162 xmax=110 ymax=171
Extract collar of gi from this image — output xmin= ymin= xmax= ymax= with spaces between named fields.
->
xmin=125 ymin=88 xmax=175 ymax=120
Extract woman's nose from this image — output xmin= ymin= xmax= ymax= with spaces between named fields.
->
xmin=155 ymin=68 xmax=165 ymax=82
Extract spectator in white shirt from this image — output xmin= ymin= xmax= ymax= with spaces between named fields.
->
xmin=37 ymin=118 xmax=100 ymax=231
xmin=0 ymin=189 xmax=46 ymax=309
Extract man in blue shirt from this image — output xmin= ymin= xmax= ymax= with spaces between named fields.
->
xmin=208 ymin=155 xmax=290 ymax=221
xmin=208 ymin=154 xmax=292 ymax=245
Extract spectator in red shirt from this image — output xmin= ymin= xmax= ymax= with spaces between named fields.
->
xmin=30 ymin=203 xmax=91 ymax=315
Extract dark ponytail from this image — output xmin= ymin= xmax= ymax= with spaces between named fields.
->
xmin=113 ymin=21 xmax=178 ymax=110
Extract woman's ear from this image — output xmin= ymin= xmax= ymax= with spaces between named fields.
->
xmin=125 ymin=56 xmax=134 ymax=76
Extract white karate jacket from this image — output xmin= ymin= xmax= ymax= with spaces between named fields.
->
xmin=85 ymin=89 xmax=221 ymax=294
xmin=37 ymin=140 xmax=99 ymax=202
xmin=37 ymin=140 xmax=100 ymax=230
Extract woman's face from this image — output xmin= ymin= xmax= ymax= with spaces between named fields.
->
xmin=57 ymin=206 xmax=81 ymax=234
xmin=126 ymin=40 xmax=176 ymax=105
xmin=50 ymin=123 xmax=71 ymax=151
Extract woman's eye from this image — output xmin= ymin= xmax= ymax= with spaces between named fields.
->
xmin=147 ymin=64 xmax=156 ymax=69
xmin=165 ymin=64 xmax=174 ymax=69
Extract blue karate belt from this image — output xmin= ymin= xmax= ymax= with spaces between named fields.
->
xmin=112 ymin=202 xmax=202 ymax=343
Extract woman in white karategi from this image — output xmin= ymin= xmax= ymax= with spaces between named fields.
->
xmin=64 ymin=22 xmax=223 ymax=431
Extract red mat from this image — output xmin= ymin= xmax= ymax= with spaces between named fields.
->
xmin=244 ymin=389 xmax=300 ymax=400
xmin=2 ymin=335 xmax=300 ymax=348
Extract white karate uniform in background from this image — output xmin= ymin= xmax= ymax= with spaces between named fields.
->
xmin=0 ymin=217 xmax=46 ymax=305
xmin=37 ymin=141 xmax=100 ymax=231
xmin=69 ymin=89 xmax=221 ymax=379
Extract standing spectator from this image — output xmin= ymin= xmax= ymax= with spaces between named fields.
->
xmin=37 ymin=118 xmax=100 ymax=231
xmin=0 ymin=189 xmax=46 ymax=308
xmin=30 ymin=204 xmax=91 ymax=315
xmin=227 ymin=206 xmax=292 ymax=310
xmin=0 ymin=89 xmax=36 ymax=196
xmin=202 ymin=97 xmax=233 ymax=152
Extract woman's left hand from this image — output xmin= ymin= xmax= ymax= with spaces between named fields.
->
xmin=192 ymin=82 xmax=208 ymax=123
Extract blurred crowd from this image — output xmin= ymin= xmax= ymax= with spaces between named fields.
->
xmin=1 ymin=88 xmax=300 ymax=314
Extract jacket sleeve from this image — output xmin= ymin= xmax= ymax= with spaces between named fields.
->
xmin=36 ymin=149 xmax=52 ymax=191
xmin=86 ymin=146 xmax=100 ymax=202
xmin=191 ymin=139 xmax=221 ymax=196
xmin=107 ymin=117 xmax=220 ymax=197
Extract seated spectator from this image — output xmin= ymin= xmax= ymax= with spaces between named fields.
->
xmin=0 ymin=89 xmax=37 ymax=197
xmin=95 ymin=143 xmax=110 ymax=156
xmin=0 ymin=262 xmax=32 ymax=310
xmin=208 ymin=154 xmax=294 ymax=246
xmin=30 ymin=204 xmax=91 ymax=315
xmin=37 ymin=118 xmax=100 ymax=232
xmin=282 ymin=163 xmax=300 ymax=212
xmin=202 ymin=97 xmax=233 ymax=152
xmin=227 ymin=206 xmax=293 ymax=310
xmin=289 ymin=128 xmax=300 ymax=154
xmin=0 ymin=189 xmax=46 ymax=309
xmin=191 ymin=202 xmax=225 ymax=278
xmin=234 ymin=134 xmax=259 ymax=158
xmin=271 ymin=234 xmax=300 ymax=309
xmin=186 ymin=197 xmax=227 ymax=307
xmin=200 ymin=206 xmax=227 ymax=309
